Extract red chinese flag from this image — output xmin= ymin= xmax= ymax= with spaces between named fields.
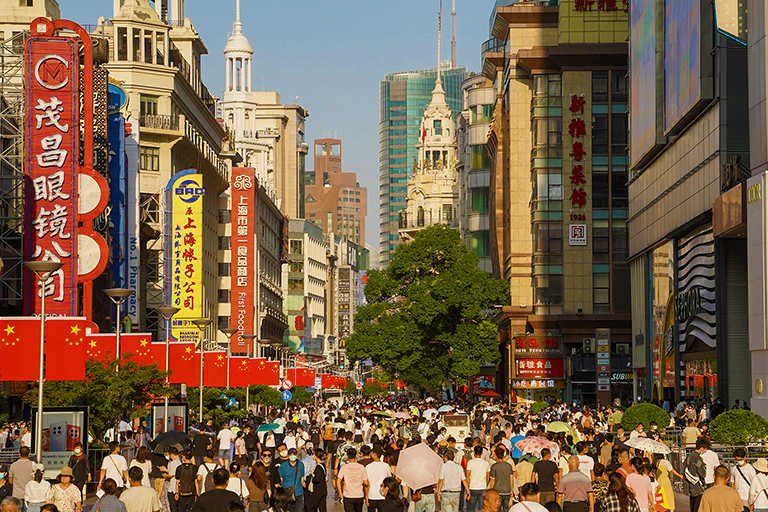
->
xmin=204 ymin=351 xmax=227 ymax=387
xmin=0 ymin=317 xmax=41 ymax=381
xmin=152 ymin=343 xmax=167 ymax=371
xmin=249 ymin=358 xmax=268 ymax=385
xmin=121 ymin=333 xmax=153 ymax=365
xmin=169 ymin=343 xmax=200 ymax=386
xmin=264 ymin=361 xmax=280 ymax=385
xmin=45 ymin=317 xmax=86 ymax=381
xmin=296 ymin=368 xmax=315 ymax=387
xmin=85 ymin=333 xmax=116 ymax=362
xmin=285 ymin=368 xmax=296 ymax=385
xmin=321 ymin=374 xmax=332 ymax=389
xmin=230 ymin=357 xmax=249 ymax=387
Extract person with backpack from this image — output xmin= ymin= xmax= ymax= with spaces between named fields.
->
xmin=174 ymin=452 xmax=197 ymax=512
xmin=683 ymin=439 xmax=708 ymax=512
xmin=191 ymin=469 xmax=239 ymax=512
xmin=197 ymin=451 xmax=219 ymax=496
xmin=730 ymin=448 xmax=755 ymax=511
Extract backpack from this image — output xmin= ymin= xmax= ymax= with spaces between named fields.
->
xmin=202 ymin=463 xmax=219 ymax=492
xmin=177 ymin=463 xmax=197 ymax=496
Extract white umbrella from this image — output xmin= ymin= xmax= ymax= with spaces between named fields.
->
xmin=625 ymin=436 xmax=670 ymax=454
xmin=423 ymin=408 xmax=439 ymax=418
xmin=395 ymin=442 xmax=443 ymax=490
xmin=394 ymin=412 xmax=410 ymax=419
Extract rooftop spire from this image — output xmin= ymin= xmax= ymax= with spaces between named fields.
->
xmin=234 ymin=0 xmax=242 ymax=34
xmin=437 ymin=0 xmax=442 ymax=84
xmin=451 ymin=0 xmax=457 ymax=69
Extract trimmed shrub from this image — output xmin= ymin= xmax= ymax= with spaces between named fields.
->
xmin=530 ymin=401 xmax=549 ymax=414
xmin=621 ymin=403 xmax=670 ymax=431
xmin=709 ymin=410 xmax=768 ymax=445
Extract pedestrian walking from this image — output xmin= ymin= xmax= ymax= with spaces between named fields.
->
xmin=730 ymin=448 xmax=755 ymax=512
xmin=748 ymin=458 xmax=768 ymax=512
xmin=465 ymin=446 xmax=490 ymax=512
xmin=9 ymin=447 xmax=34 ymax=509
xmin=23 ymin=465 xmax=50 ymax=512
xmin=245 ymin=462 xmax=270 ymax=512
xmin=304 ymin=449 xmax=327 ymax=512
xmin=190 ymin=469 xmax=239 ymax=512
xmin=509 ymin=483 xmax=548 ymax=512
xmin=129 ymin=448 xmax=153 ymax=488
xmin=699 ymin=466 xmax=742 ymax=512
xmin=46 ymin=467 xmax=81 ymax=512
xmin=683 ymin=439 xmax=707 ymax=512
xmin=99 ymin=442 xmax=129 ymax=495
xmin=437 ymin=450 xmax=468 ymax=512
xmin=597 ymin=473 xmax=640 ymax=512
xmin=0 ymin=466 xmax=12 ymax=502
xmin=336 ymin=448 xmax=367 ymax=512
xmin=556 ymin=456 xmax=593 ymax=512
xmin=93 ymin=480 xmax=127 ymax=512
xmin=67 ymin=443 xmax=91 ymax=497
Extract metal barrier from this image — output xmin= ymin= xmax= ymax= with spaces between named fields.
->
xmin=89 ymin=448 xmax=110 ymax=474
xmin=0 ymin=449 xmax=19 ymax=465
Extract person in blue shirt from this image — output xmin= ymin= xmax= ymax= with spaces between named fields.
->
xmin=510 ymin=427 xmax=525 ymax=463
xmin=278 ymin=448 xmax=305 ymax=512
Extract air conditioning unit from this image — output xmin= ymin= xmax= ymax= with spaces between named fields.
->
xmin=616 ymin=343 xmax=630 ymax=355
xmin=583 ymin=338 xmax=596 ymax=353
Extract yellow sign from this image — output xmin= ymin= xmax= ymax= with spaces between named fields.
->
xmin=166 ymin=170 xmax=204 ymax=344
xmin=749 ymin=183 xmax=762 ymax=203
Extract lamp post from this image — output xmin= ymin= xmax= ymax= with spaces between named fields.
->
xmin=219 ymin=327 xmax=239 ymax=389
xmin=241 ymin=334 xmax=257 ymax=409
xmin=24 ymin=260 xmax=64 ymax=464
xmin=156 ymin=306 xmax=180 ymax=433
xmin=103 ymin=288 xmax=135 ymax=367
xmin=192 ymin=318 xmax=213 ymax=423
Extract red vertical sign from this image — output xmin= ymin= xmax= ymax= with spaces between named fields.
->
xmin=230 ymin=168 xmax=255 ymax=355
xmin=24 ymin=38 xmax=78 ymax=316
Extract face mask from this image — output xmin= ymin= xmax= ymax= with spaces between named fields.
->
xmin=74 ymin=448 xmax=82 ymax=454
xmin=165 ymin=455 xmax=170 ymax=460
xmin=0 ymin=474 xmax=4 ymax=480
xmin=289 ymin=455 xmax=297 ymax=462
xmin=280 ymin=450 xmax=288 ymax=458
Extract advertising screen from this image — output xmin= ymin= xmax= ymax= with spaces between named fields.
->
xmin=664 ymin=0 xmax=702 ymax=133
xmin=31 ymin=407 xmax=88 ymax=480
xmin=150 ymin=403 xmax=188 ymax=437
xmin=630 ymin=0 xmax=658 ymax=166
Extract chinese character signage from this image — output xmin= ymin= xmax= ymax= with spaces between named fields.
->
xmin=512 ymin=379 xmax=565 ymax=389
xmin=574 ymin=0 xmax=628 ymax=12
xmin=165 ymin=170 xmax=204 ymax=344
xmin=24 ymin=37 xmax=79 ymax=316
xmin=513 ymin=334 xmax=564 ymax=358
xmin=515 ymin=359 xmax=565 ymax=379
xmin=230 ymin=168 xmax=255 ymax=354
xmin=568 ymin=93 xmax=589 ymax=230
xmin=569 ymin=224 xmax=587 ymax=246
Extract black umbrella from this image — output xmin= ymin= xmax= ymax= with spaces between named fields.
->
xmin=150 ymin=430 xmax=191 ymax=454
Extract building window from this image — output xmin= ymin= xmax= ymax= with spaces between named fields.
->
xmin=331 ymin=144 xmax=340 ymax=156
xmin=471 ymin=188 xmax=489 ymax=214
xmin=218 ymin=316 xmax=230 ymax=330
xmin=140 ymin=94 xmax=158 ymax=116
xmin=471 ymin=231 xmax=491 ymax=258
xmin=289 ymin=261 xmax=304 ymax=273
xmin=471 ymin=145 xmax=492 ymax=170
xmin=218 ymin=263 xmax=230 ymax=276
xmin=288 ymin=278 xmax=304 ymax=291
xmin=19 ymin=0 xmax=33 ymax=6
xmin=218 ymin=236 xmax=231 ymax=250
xmin=289 ymin=240 xmax=303 ymax=255
xmin=434 ymin=120 xmax=442 ymax=135
xmin=218 ymin=289 xmax=230 ymax=303
xmin=139 ymin=146 xmax=159 ymax=172
xmin=417 ymin=207 xmax=425 ymax=227
xmin=442 ymin=204 xmax=453 ymax=222
xmin=315 ymin=143 xmax=326 ymax=156
xmin=219 ymin=209 xmax=231 ymax=223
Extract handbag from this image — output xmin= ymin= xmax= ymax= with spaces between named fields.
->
xmin=654 ymin=484 xmax=668 ymax=512
xmin=411 ymin=490 xmax=422 ymax=503
xmin=284 ymin=463 xmax=299 ymax=503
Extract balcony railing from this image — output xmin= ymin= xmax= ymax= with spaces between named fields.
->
xmin=169 ymin=43 xmax=216 ymax=116
xmin=140 ymin=114 xmax=179 ymax=131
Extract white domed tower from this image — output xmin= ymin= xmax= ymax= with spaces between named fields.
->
xmin=400 ymin=4 xmax=459 ymax=241
xmin=223 ymin=0 xmax=252 ymax=96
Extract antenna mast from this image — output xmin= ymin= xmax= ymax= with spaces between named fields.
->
xmin=437 ymin=0 xmax=442 ymax=81
xmin=451 ymin=0 xmax=457 ymax=68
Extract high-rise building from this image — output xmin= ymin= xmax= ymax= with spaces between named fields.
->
xmin=379 ymin=65 xmax=468 ymax=266
xmin=484 ymin=0 xmax=631 ymax=405
xmin=304 ymin=138 xmax=367 ymax=246
xmin=457 ymin=75 xmax=494 ymax=272
xmin=219 ymin=0 xmax=309 ymax=220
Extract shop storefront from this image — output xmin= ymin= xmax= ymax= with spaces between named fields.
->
xmin=512 ymin=334 xmax=565 ymax=404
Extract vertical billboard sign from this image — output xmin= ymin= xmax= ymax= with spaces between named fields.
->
xmin=230 ymin=168 xmax=255 ymax=354
xmin=125 ymin=114 xmax=141 ymax=328
xmin=24 ymin=37 xmax=79 ymax=316
xmin=165 ymin=170 xmax=204 ymax=344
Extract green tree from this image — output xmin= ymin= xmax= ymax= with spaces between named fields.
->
xmin=621 ymin=403 xmax=671 ymax=431
xmin=23 ymin=355 xmax=171 ymax=443
xmin=289 ymin=386 xmax=314 ymax=404
xmin=186 ymin=386 xmax=285 ymax=429
xmin=347 ymin=225 xmax=509 ymax=389
xmin=709 ymin=410 xmax=768 ymax=445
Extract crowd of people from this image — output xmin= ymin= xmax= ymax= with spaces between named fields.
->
xmin=0 ymin=396 xmax=765 ymax=512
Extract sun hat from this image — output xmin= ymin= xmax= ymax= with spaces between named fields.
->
xmin=57 ymin=466 xmax=74 ymax=480
xmin=754 ymin=458 xmax=768 ymax=473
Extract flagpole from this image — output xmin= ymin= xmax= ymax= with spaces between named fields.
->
xmin=192 ymin=319 xmax=213 ymax=424
xmin=242 ymin=334 xmax=257 ymax=410
xmin=156 ymin=306 xmax=180 ymax=433
xmin=220 ymin=328 xmax=238 ymax=390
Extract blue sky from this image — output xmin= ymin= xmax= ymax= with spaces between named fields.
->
xmin=61 ymin=0 xmax=492 ymax=248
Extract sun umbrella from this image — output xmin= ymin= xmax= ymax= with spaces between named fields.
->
xmin=395 ymin=442 xmax=443 ymax=490
xmin=625 ymin=436 xmax=670 ymax=454
xmin=514 ymin=437 xmax=557 ymax=455
xmin=423 ymin=408 xmax=439 ymax=418
xmin=371 ymin=410 xmax=393 ymax=418
xmin=545 ymin=421 xmax=571 ymax=433
xmin=150 ymin=431 xmax=191 ymax=454
xmin=478 ymin=390 xmax=501 ymax=397
xmin=327 ymin=422 xmax=347 ymax=429
xmin=394 ymin=412 xmax=410 ymax=419
xmin=425 ymin=397 xmax=435 ymax=402
xmin=256 ymin=423 xmax=280 ymax=432
xmin=438 ymin=405 xmax=454 ymax=413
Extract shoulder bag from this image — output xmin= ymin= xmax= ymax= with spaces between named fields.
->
xmin=284 ymin=463 xmax=299 ymax=503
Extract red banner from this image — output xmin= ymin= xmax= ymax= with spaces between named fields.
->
xmin=45 ymin=317 xmax=86 ymax=381
xmin=24 ymin=37 xmax=79 ymax=316
xmin=85 ymin=333 xmax=116 ymax=362
xmin=515 ymin=358 xmax=565 ymax=379
xmin=230 ymin=167 xmax=255 ymax=355
xmin=286 ymin=368 xmax=315 ymax=387
xmin=230 ymin=357 xmax=249 ymax=387
xmin=204 ymin=351 xmax=227 ymax=387
xmin=169 ymin=343 xmax=199 ymax=386
xmin=0 ymin=317 xmax=41 ymax=381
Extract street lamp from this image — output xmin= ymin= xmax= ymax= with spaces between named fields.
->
xmin=156 ymin=306 xmax=180 ymax=433
xmin=191 ymin=318 xmax=213 ymax=423
xmin=219 ymin=327 xmax=239 ymax=389
xmin=24 ymin=260 xmax=64 ymax=464
xmin=103 ymin=288 xmax=135 ymax=367
xmin=241 ymin=334 xmax=257 ymax=409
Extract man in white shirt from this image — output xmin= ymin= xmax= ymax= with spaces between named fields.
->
xmin=121 ymin=466 xmax=161 ymax=512
xmin=19 ymin=428 xmax=30 ymax=449
xmin=575 ymin=442 xmax=595 ymax=480
xmin=365 ymin=448 xmax=392 ymax=512
xmin=98 ymin=441 xmax=129 ymax=491
xmin=510 ymin=483 xmax=549 ymax=512
xmin=731 ymin=448 xmax=756 ymax=509
xmin=166 ymin=448 xmax=181 ymax=511
xmin=217 ymin=424 xmax=233 ymax=469
xmin=196 ymin=450 xmax=219 ymax=495
xmin=466 ymin=446 xmax=490 ymax=512
xmin=700 ymin=441 xmax=720 ymax=487
xmin=437 ymin=450 xmax=469 ymax=512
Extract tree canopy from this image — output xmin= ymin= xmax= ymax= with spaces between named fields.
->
xmin=346 ymin=225 xmax=509 ymax=389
